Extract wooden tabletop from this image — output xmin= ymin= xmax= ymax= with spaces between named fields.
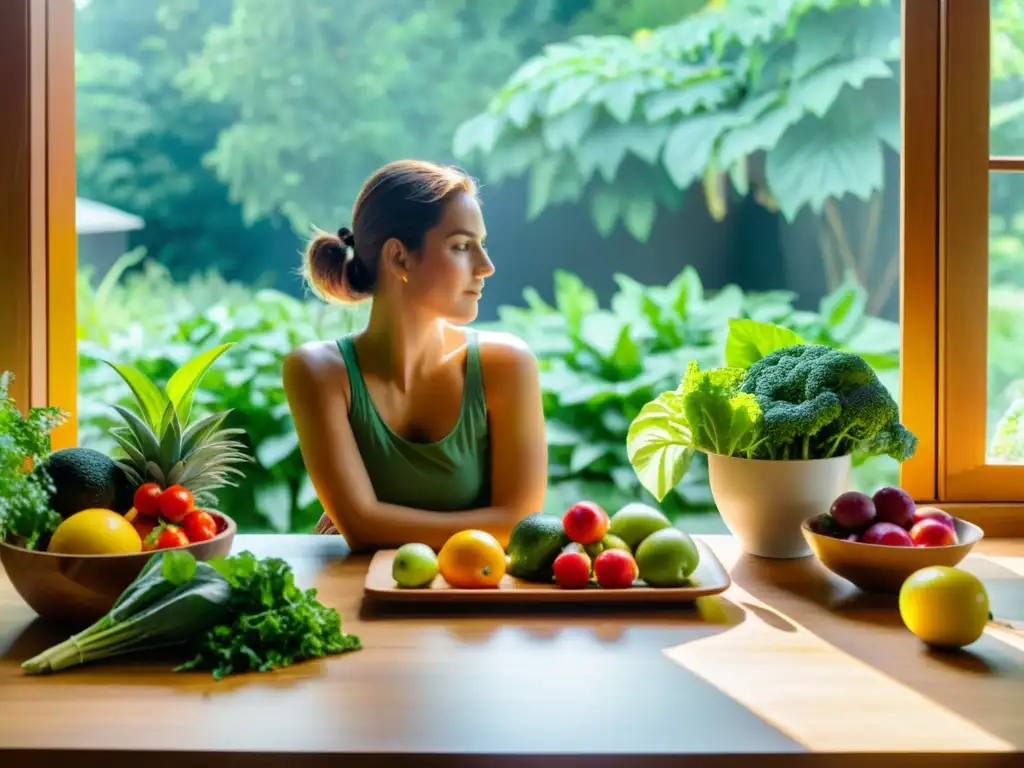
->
xmin=1 ymin=533 xmax=1023 ymax=768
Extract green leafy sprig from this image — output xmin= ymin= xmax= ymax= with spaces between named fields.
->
xmin=0 ymin=372 xmax=68 ymax=549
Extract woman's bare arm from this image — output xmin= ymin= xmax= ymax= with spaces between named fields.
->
xmin=282 ymin=334 xmax=547 ymax=551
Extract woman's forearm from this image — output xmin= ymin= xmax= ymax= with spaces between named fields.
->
xmin=334 ymin=501 xmax=531 ymax=552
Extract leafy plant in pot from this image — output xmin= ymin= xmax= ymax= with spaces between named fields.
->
xmin=626 ymin=319 xmax=918 ymax=558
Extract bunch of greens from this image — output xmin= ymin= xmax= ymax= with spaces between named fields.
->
xmin=0 ymin=372 xmax=68 ymax=549
xmin=627 ymin=319 xmax=918 ymax=502
xmin=175 ymin=550 xmax=361 ymax=679
xmin=22 ymin=549 xmax=361 ymax=679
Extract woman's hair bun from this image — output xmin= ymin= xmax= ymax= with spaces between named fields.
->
xmin=302 ymin=228 xmax=371 ymax=304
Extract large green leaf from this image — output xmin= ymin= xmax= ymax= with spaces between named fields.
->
xmin=541 ymin=103 xmax=597 ymax=151
xmin=623 ymin=195 xmax=657 ymax=241
xmin=642 ymin=76 xmax=738 ymax=121
xmin=626 ymin=392 xmax=696 ymax=502
xmin=819 ymin=272 xmax=868 ymax=342
xmin=764 ymin=112 xmax=884 ymax=221
xmin=591 ymin=76 xmax=648 ymax=123
xmin=662 ymin=112 xmax=737 ymax=189
xmin=724 ymin=318 xmax=806 ymax=369
xmin=104 ymin=361 xmax=168 ymax=432
xmin=546 ymin=74 xmax=599 ymax=116
xmin=792 ymin=57 xmax=892 ymax=118
xmin=717 ymin=98 xmax=803 ymax=168
xmin=575 ymin=122 xmax=672 ymax=182
xmin=165 ymin=343 xmax=235 ymax=428
xmin=452 ymin=112 xmax=504 ymax=158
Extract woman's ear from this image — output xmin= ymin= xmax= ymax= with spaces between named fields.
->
xmin=381 ymin=237 xmax=411 ymax=283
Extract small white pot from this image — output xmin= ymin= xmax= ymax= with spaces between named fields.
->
xmin=706 ymin=452 xmax=853 ymax=559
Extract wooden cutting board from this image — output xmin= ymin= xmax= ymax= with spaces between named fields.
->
xmin=363 ymin=538 xmax=731 ymax=604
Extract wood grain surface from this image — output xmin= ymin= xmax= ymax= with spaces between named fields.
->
xmin=1 ymin=534 xmax=1023 ymax=768
xmin=364 ymin=538 xmax=730 ymax=603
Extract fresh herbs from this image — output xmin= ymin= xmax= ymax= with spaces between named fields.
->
xmin=22 ymin=549 xmax=362 ymax=679
xmin=176 ymin=551 xmax=362 ymax=680
xmin=0 ymin=371 xmax=68 ymax=549
xmin=627 ymin=319 xmax=918 ymax=501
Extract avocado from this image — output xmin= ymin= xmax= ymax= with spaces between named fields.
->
xmin=37 ymin=447 xmax=135 ymax=518
xmin=506 ymin=513 xmax=570 ymax=582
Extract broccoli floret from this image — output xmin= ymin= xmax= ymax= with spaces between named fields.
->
xmin=738 ymin=343 xmax=916 ymax=461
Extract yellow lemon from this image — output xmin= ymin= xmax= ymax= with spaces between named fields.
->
xmin=48 ymin=508 xmax=143 ymax=555
xmin=899 ymin=566 xmax=990 ymax=649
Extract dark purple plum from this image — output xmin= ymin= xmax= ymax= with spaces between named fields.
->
xmin=872 ymin=486 xmax=916 ymax=529
xmin=828 ymin=491 xmax=876 ymax=530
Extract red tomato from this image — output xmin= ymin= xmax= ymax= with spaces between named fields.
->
xmin=157 ymin=485 xmax=194 ymax=523
xmin=154 ymin=526 xmax=191 ymax=550
xmin=182 ymin=509 xmax=218 ymax=543
xmin=133 ymin=482 xmax=163 ymax=518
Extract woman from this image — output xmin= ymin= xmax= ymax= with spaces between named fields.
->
xmin=283 ymin=159 xmax=548 ymax=552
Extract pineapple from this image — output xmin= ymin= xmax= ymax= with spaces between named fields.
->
xmin=104 ymin=344 xmax=252 ymax=507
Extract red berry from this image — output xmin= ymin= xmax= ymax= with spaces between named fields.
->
xmin=157 ymin=485 xmax=194 ymax=523
xmin=562 ymin=501 xmax=610 ymax=545
xmin=593 ymin=549 xmax=638 ymax=589
xmin=154 ymin=525 xmax=190 ymax=550
xmin=133 ymin=483 xmax=163 ymax=518
xmin=182 ymin=509 xmax=218 ymax=543
xmin=553 ymin=551 xmax=591 ymax=589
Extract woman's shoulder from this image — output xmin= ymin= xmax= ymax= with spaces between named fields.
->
xmin=471 ymin=329 xmax=539 ymax=402
xmin=282 ymin=339 xmax=352 ymax=396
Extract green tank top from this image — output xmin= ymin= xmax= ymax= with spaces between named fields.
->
xmin=336 ymin=329 xmax=492 ymax=511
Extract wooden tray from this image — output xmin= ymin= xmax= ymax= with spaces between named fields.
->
xmin=363 ymin=539 xmax=731 ymax=604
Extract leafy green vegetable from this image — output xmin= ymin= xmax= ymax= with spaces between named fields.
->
xmin=626 ymin=321 xmax=918 ymax=501
xmin=626 ymin=391 xmax=696 ymax=503
xmin=0 ymin=372 xmax=68 ymax=549
xmin=176 ymin=551 xmax=361 ymax=680
xmin=22 ymin=549 xmax=361 ymax=679
xmin=22 ymin=552 xmax=232 ymax=674
xmin=738 ymin=343 xmax=917 ymax=461
xmin=626 ymin=360 xmax=767 ymax=500
xmin=724 ymin=318 xmax=806 ymax=369
xmin=679 ymin=361 xmax=764 ymax=457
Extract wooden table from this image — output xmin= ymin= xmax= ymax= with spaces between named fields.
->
xmin=1 ymin=534 xmax=1023 ymax=767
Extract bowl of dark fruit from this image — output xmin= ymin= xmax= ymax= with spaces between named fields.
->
xmin=801 ymin=485 xmax=983 ymax=593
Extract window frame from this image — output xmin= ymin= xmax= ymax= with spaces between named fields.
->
xmin=10 ymin=0 xmax=1023 ymax=533
xmin=939 ymin=0 xmax=1024 ymax=503
xmin=900 ymin=0 xmax=1024 ymax=532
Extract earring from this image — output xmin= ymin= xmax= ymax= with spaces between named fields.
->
xmin=401 ymin=275 xmax=408 ymax=283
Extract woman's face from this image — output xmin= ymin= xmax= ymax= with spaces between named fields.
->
xmin=404 ymin=190 xmax=495 ymax=324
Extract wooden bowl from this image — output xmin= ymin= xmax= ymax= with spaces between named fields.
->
xmin=0 ymin=511 xmax=236 ymax=626
xmin=801 ymin=516 xmax=984 ymax=594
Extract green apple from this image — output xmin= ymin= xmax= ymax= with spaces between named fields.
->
xmin=608 ymin=502 xmax=672 ymax=551
xmin=635 ymin=528 xmax=700 ymax=587
xmin=392 ymin=542 xmax=439 ymax=588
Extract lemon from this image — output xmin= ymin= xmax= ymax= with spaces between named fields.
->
xmin=899 ymin=566 xmax=990 ymax=649
xmin=48 ymin=508 xmax=143 ymax=555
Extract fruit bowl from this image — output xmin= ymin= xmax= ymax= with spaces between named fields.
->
xmin=0 ymin=511 xmax=236 ymax=625
xmin=801 ymin=515 xmax=983 ymax=594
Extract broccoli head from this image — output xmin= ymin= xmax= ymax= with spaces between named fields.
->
xmin=738 ymin=343 xmax=917 ymax=461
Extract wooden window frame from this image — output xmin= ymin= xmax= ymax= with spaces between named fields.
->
xmin=3 ymin=0 xmax=1021 ymax=535
xmin=0 ymin=0 xmax=76 ymax=450
xmin=901 ymin=0 xmax=1024 ymax=534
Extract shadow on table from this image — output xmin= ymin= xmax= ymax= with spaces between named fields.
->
xmin=729 ymin=550 xmax=1024 ymax=747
